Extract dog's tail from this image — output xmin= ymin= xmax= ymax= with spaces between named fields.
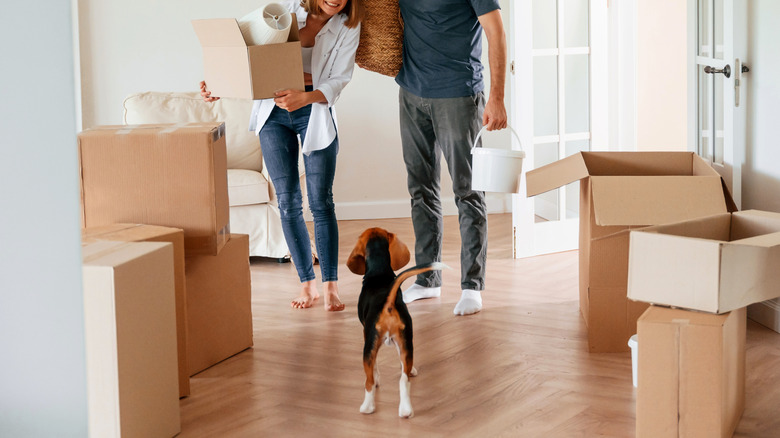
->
xmin=384 ymin=262 xmax=448 ymax=313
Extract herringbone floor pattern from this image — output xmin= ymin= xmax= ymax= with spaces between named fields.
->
xmin=178 ymin=214 xmax=780 ymax=437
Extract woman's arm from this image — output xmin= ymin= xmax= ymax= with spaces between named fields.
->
xmin=316 ymin=23 xmax=361 ymax=106
xmin=272 ymin=88 xmax=327 ymax=112
xmin=199 ymin=81 xmax=220 ymax=102
xmin=273 ymin=22 xmax=361 ymax=112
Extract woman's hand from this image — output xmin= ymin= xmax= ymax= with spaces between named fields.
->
xmin=273 ymin=89 xmax=312 ymax=112
xmin=199 ymin=81 xmax=220 ymax=102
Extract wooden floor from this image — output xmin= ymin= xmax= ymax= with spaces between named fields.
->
xmin=179 ymin=214 xmax=780 ymax=437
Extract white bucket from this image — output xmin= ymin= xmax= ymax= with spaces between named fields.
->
xmin=471 ymin=125 xmax=525 ymax=193
xmin=628 ymin=334 xmax=638 ymax=388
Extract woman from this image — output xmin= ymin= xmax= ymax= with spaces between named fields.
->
xmin=201 ymin=0 xmax=363 ymax=311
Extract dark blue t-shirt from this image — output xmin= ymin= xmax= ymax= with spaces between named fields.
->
xmin=396 ymin=0 xmax=501 ymax=99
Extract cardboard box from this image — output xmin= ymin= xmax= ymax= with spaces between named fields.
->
xmin=526 ymin=152 xmax=736 ymax=352
xmin=192 ymin=13 xmax=304 ymax=100
xmin=637 ymin=305 xmax=745 ymax=438
xmin=629 ymin=210 xmax=780 ymax=314
xmin=186 ymin=234 xmax=253 ymax=375
xmin=82 ymin=240 xmax=181 ymax=438
xmin=78 ymin=123 xmax=230 ymax=256
xmin=82 ymin=223 xmax=190 ymax=398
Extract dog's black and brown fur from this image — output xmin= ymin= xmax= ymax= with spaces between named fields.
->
xmin=347 ymin=227 xmax=444 ymax=418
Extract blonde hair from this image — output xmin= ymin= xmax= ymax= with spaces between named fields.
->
xmin=300 ymin=0 xmax=364 ymax=29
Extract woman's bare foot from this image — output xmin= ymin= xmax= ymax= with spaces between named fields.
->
xmin=291 ymin=280 xmax=319 ymax=309
xmin=323 ymin=281 xmax=345 ymax=312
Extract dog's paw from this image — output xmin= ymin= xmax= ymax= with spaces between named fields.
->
xmin=398 ymin=403 xmax=414 ymax=418
xmin=360 ymin=389 xmax=376 ymax=414
xmin=360 ymin=400 xmax=375 ymax=414
xmin=410 ymin=367 xmax=418 ymax=377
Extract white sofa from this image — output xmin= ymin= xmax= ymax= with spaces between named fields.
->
xmin=122 ymin=91 xmax=296 ymax=259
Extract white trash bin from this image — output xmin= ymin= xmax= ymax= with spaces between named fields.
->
xmin=628 ymin=334 xmax=638 ymax=388
xmin=471 ymin=125 xmax=525 ymax=193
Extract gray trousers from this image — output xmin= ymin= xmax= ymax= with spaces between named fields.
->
xmin=399 ymin=87 xmax=488 ymax=291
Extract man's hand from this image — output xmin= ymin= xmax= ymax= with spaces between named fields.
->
xmin=199 ymin=81 xmax=220 ymax=102
xmin=483 ymin=96 xmax=507 ymax=131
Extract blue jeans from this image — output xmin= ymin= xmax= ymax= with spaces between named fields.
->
xmin=259 ymin=100 xmax=339 ymax=283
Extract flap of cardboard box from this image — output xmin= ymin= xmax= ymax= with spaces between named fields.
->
xmin=526 ymin=152 xmax=589 ymax=197
xmin=591 ymin=176 xmax=728 ymax=227
xmin=731 ymin=209 xmax=780 ymax=239
xmin=581 ymin=151 xmax=697 ymax=176
xmin=81 ymin=122 xmax=225 ymax=138
xmin=192 ymin=19 xmax=247 ymax=47
xmin=83 ymin=223 xmax=185 ymax=243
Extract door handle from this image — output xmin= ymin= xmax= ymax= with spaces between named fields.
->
xmin=704 ymin=64 xmax=731 ymax=78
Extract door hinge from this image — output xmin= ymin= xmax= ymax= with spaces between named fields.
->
xmin=510 ymin=61 xmax=515 ymax=75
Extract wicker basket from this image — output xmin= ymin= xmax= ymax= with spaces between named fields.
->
xmin=355 ymin=0 xmax=403 ymax=77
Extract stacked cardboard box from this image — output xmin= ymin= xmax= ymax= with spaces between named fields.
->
xmin=185 ymin=233 xmax=253 ymax=375
xmin=82 ymin=240 xmax=180 ymax=438
xmin=82 ymin=224 xmax=190 ymax=398
xmin=78 ymin=123 xmax=230 ymax=256
xmin=636 ymin=306 xmax=745 ymax=438
xmin=628 ymin=210 xmax=780 ymax=313
xmin=79 ymin=122 xmax=254 ymax=383
xmin=526 ymin=151 xmax=736 ymax=353
xmin=628 ymin=209 xmax=780 ymax=436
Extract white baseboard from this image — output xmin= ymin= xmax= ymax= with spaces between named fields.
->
xmin=305 ymin=194 xmax=512 ymax=221
xmin=747 ymin=299 xmax=780 ymax=334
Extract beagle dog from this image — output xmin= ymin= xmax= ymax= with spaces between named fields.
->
xmin=347 ymin=227 xmax=445 ymax=418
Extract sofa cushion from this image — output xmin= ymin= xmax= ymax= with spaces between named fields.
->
xmin=227 ymin=169 xmax=270 ymax=206
xmin=123 ymin=92 xmax=261 ymax=171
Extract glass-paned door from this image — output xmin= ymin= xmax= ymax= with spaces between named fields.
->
xmin=691 ymin=0 xmax=747 ymax=208
xmin=511 ymin=0 xmax=608 ymax=258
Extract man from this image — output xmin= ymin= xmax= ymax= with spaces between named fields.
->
xmin=396 ymin=0 xmax=507 ymax=316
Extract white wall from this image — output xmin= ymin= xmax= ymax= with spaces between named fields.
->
xmin=743 ymin=0 xmax=780 ymax=330
xmin=0 ymin=1 xmax=88 ymax=437
xmin=77 ymin=0 xmax=512 ymax=220
xmin=743 ymin=1 xmax=780 ymax=212
xmin=635 ymin=0 xmax=689 ymax=151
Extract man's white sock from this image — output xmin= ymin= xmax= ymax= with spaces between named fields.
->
xmin=453 ymin=289 xmax=482 ymax=316
xmin=402 ymin=283 xmax=441 ymax=303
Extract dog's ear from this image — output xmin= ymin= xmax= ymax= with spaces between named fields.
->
xmin=347 ymin=236 xmax=367 ymax=275
xmin=387 ymin=232 xmax=411 ymax=271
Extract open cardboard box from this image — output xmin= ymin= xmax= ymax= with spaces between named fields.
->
xmin=526 ymin=152 xmax=736 ymax=352
xmin=628 ymin=209 xmax=780 ymax=314
xmin=192 ymin=13 xmax=304 ymax=100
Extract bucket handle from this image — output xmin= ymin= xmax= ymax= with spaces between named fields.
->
xmin=471 ymin=124 xmax=524 ymax=153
